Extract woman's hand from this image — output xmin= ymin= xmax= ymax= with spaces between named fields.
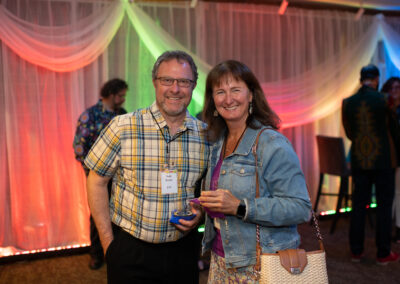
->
xmin=199 ymin=189 xmax=240 ymax=216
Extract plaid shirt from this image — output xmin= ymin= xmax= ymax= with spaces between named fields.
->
xmin=85 ymin=102 xmax=209 ymax=243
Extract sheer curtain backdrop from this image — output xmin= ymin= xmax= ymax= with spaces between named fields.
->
xmin=0 ymin=0 xmax=399 ymax=255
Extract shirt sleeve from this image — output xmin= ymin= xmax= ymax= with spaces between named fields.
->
xmin=84 ymin=116 xmax=121 ymax=177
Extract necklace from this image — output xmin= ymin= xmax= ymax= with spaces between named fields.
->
xmin=223 ymin=127 xmax=247 ymax=158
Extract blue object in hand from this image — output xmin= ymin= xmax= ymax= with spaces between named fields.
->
xmin=170 ymin=209 xmax=196 ymax=224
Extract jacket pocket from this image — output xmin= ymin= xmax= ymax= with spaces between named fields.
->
xmin=229 ymin=164 xmax=255 ymax=198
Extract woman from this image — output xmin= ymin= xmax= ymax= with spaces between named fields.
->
xmin=381 ymin=77 xmax=400 ymax=243
xmin=199 ymin=60 xmax=312 ymax=282
xmin=381 ymin=77 xmax=400 ymax=123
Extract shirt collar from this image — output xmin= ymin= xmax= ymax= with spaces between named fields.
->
xmin=149 ymin=101 xmax=197 ymax=131
xmin=97 ymin=99 xmax=116 ymax=114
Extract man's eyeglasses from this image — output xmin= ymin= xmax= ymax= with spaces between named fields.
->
xmin=156 ymin=77 xmax=194 ymax=88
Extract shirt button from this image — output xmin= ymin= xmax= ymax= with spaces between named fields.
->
xmin=221 ymin=170 xmax=226 ymax=175
xmin=225 ymin=240 xmax=229 ymax=244
xmin=240 ymin=168 xmax=245 ymax=174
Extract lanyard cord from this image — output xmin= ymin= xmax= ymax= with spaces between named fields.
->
xmin=150 ymin=110 xmax=171 ymax=163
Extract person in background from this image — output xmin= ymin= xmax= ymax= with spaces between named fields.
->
xmin=381 ymin=77 xmax=400 ymax=243
xmin=342 ymin=65 xmax=400 ymax=265
xmin=73 ymin=78 xmax=128 ymax=270
xmin=85 ymin=50 xmax=209 ymax=283
xmin=199 ymin=60 xmax=311 ymax=282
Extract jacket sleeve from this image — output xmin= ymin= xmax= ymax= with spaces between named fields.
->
xmin=244 ymin=132 xmax=312 ymax=227
xmin=342 ymin=99 xmax=352 ymax=140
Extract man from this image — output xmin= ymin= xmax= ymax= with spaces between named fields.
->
xmin=85 ymin=50 xmax=209 ymax=283
xmin=342 ymin=64 xmax=400 ymax=265
xmin=73 ymin=78 xmax=128 ymax=270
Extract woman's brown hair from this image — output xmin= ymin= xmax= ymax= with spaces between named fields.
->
xmin=381 ymin=76 xmax=400 ymax=94
xmin=202 ymin=60 xmax=280 ymax=142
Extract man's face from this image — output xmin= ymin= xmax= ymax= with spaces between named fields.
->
xmin=111 ymin=88 xmax=127 ymax=110
xmin=153 ymin=59 xmax=196 ymax=120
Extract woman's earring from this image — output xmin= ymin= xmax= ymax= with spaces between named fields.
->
xmin=249 ymin=102 xmax=253 ymax=115
xmin=213 ymin=110 xmax=219 ymax=117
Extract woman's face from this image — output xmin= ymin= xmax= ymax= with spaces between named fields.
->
xmin=389 ymin=81 xmax=400 ymax=105
xmin=212 ymin=75 xmax=252 ymax=126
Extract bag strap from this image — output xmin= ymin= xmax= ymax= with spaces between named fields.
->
xmin=251 ymin=128 xmax=325 ymax=275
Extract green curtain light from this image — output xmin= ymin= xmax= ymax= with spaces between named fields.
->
xmin=122 ymin=0 xmax=210 ymax=116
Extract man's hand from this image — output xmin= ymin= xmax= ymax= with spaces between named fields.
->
xmin=173 ymin=202 xmax=203 ymax=233
xmin=101 ymin=235 xmax=114 ymax=255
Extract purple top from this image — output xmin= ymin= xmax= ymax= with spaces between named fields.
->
xmin=211 ymin=150 xmax=225 ymax=257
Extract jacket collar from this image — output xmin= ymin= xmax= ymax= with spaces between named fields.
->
xmin=233 ymin=127 xmax=260 ymax=156
xmin=359 ymin=84 xmax=377 ymax=93
xmin=214 ymin=120 xmax=268 ymax=157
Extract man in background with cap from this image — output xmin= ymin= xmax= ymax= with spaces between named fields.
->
xmin=342 ymin=64 xmax=400 ymax=265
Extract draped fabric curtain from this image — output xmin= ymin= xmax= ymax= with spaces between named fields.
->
xmin=1 ymin=0 xmax=399 ymax=255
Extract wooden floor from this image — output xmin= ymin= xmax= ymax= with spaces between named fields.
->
xmin=1 ymin=214 xmax=400 ymax=284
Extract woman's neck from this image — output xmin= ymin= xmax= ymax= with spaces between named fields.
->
xmin=224 ymin=123 xmax=247 ymax=157
xmin=226 ymin=121 xmax=247 ymax=140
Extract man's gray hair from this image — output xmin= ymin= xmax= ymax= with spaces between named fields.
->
xmin=152 ymin=50 xmax=198 ymax=83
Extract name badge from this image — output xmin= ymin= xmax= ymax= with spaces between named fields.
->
xmin=161 ymin=164 xmax=178 ymax=194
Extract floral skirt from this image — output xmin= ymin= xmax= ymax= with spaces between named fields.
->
xmin=207 ymin=251 xmax=258 ymax=284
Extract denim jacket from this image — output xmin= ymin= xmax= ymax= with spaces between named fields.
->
xmin=201 ymin=125 xmax=312 ymax=269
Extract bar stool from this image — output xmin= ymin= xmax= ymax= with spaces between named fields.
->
xmin=314 ymin=135 xmax=351 ymax=234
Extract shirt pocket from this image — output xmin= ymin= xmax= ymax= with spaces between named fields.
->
xmin=119 ymin=167 xmax=137 ymax=193
xmin=231 ymin=164 xmax=255 ymax=176
xmin=229 ymin=162 xmax=256 ymax=198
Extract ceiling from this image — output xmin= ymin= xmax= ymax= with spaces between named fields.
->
xmin=202 ymin=0 xmax=400 ymax=14
xmin=290 ymin=0 xmax=400 ymax=11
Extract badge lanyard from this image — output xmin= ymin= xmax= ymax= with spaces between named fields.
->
xmin=150 ymin=110 xmax=178 ymax=194
xmin=150 ymin=110 xmax=172 ymax=164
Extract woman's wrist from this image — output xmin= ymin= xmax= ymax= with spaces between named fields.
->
xmin=236 ymin=200 xmax=246 ymax=219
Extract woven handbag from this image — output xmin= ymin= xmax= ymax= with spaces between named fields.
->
xmin=252 ymin=128 xmax=329 ymax=284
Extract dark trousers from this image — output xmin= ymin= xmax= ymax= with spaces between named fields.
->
xmin=349 ymin=169 xmax=395 ymax=258
xmin=106 ymin=227 xmax=200 ymax=284
xmin=89 ymin=180 xmax=113 ymax=260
